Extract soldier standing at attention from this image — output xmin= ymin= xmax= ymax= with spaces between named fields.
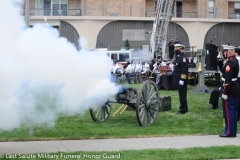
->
xmin=168 ymin=39 xmax=175 ymax=60
xmin=219 ymin=46 xmax=240 ymax=138
xmin=173 ymin=44 xmax=189 ymax=114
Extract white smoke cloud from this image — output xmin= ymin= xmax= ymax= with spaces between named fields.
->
xmin=0 ymin=0 xmax=119 ymax=131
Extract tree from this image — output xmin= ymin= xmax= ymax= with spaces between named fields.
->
xmin=124 ymin=39 xmax=130 ymax=50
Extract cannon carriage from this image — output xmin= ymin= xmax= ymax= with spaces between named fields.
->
xmin=89 ymin=80 xmax=160 ymax=126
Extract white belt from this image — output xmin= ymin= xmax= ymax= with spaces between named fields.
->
xmin=222 ymin=77 xmax=237 ymax=81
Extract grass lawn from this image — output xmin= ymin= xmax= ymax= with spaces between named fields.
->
xmin=0 ymin=83 xmax=238 ymax=141
xmin=1 ymin=82 xmax=240 ymax=159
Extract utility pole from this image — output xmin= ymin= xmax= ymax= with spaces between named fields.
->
xmin=25 ymin=0 xmax=29 ymax=27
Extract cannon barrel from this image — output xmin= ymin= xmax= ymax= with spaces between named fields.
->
xmin=115 ymin=87 xmax=137 ymax=104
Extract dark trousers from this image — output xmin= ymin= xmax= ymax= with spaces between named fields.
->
xmin=218 ymin=61 xmax=223 ymax=73
xmin=178 ymin=83 xmax=188 ymax=113
xmin=222 ymin=96 xmax=238 ymax=136
xmin=169 ymin=49 xmax=174 ymax=59
xmin=156 ymin=74 xmax=162 ymax=89
xmin=126 ymin=72 xmax=136 ymax=83
xmin=237 ymin=96 xmax=240 ymax=121
xmin=237 ymin=78 xmax=240 ymax=121
xmin=209 ymin=88 xmax=220 ymax=108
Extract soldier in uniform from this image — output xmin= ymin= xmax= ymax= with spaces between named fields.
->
xmin=168 ymin=39 xmax=175 ymax=60
xmin=173 ymin=44 xmax=189 ymax=114
xmin=219 ymin=46 xmax=240 ymax=138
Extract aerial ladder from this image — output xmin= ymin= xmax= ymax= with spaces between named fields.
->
xmin=150 ymin=0 xmax=176 ymax=59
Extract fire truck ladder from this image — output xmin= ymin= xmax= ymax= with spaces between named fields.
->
xmin=150 ymin=0 xmax=175 ymax=59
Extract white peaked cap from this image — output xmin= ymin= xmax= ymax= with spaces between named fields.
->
xmin=174 ymin=44 xmax=185 ymax=50
xmin=222 ymin=45 xmax=236 ymax=50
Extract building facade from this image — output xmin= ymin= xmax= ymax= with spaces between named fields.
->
xmin=26 ymin=0 xmax=240 ymax=57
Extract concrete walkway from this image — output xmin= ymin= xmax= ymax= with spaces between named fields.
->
xmin=0 ymin=134 xmax=240 ymax=154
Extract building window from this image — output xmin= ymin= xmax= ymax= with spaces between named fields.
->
xmin=122 ymin=29 xmax=146 ymax=41
xmin=52 ymin=0 xmax=68 ymax=10
xmin=35 ymin=0 xmax=68 ymax=16
xmin=176 ymin=1 xmax=182 ymax=18
xmin=52 ymin=0 xmax=68 ymax=15
xmin=234 ymin=3 xmax=240 ymax=13
xmin=209 ymin=0 xmax=215 ymax=14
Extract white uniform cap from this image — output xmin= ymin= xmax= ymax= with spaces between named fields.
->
xmin=222 ymin=45 xmax=236 ymax=50
xmin=174 ymin=44 xmax=185 ymax=50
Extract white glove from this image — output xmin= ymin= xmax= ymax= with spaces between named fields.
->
xmin=222 ymin=94 xmax=228 ymax=100
xmin=179 ymin=80 xmax=184 ymax=85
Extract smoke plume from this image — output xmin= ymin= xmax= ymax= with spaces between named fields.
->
xmin=0 ymin=0 xmax=119 ymax=131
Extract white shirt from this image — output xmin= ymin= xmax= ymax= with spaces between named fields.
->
xmin=140 ymin=63 xmax=148 ymax=74
xmin=153 ymin=62 xmax=157 ymax=68
xmin=153 ymin=65 xmax=160 ymax=73
xmin=113 ymin=63 xmax=123 ymax=74
xmin=145 ymin=63 xmax=150 ymax=70
xmin=160 ymin=61 xmax=166 ymax=66
xmin=125 ymin=63 xmax=136 ymax=73
xmin=169 ymin=63 xmax=174 ymax=71
xmin=135 ymin=63 xmax=141 ymax=73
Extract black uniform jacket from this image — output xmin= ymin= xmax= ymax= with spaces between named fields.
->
xmin=173 ymin=52 xmax=189 ymax=84
xmin=221 ymin=57 xmax=240 ymax=96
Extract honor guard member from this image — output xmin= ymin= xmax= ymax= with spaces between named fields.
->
xmin=168 ymin=39 xmax=175 ymax=60
xmin=219 ymin=45 xmax=240 ymax=138
xmin=173 ymin=44 xmax=189 ymax=114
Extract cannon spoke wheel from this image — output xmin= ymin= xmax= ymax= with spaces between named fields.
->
xmin=136 ymin=80 xmax=159 ymax=126
xmin=90 ymin=102 xmax=112 ymax=122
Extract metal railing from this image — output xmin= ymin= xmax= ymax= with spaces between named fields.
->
xmin=145 ymin=11 xmax=198 ymax=18
xmin=145 ymin=11 xmax=155 ymax=17
xmin=30 ymin=8 xmax=237 ymax=19
xmin=29 ymin=4 xmax=144 ymax=17
xmin=29 ymin=9 xmax=81 ymax=16
xmin=181 ymin=12 xmax=198 ymax=18
xmin=228 ymin=13 xmax=240 ymax=19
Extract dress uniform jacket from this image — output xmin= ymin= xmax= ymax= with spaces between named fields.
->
xmin=221 ymin=56 xmax=240 ymax=136
xmin=221 ymin=57 xmax=240 ymax=95
xmin=173 ymin=53 xmax=189 ymax=84
xmin=173 ymin=51 xmax=189 ymax=114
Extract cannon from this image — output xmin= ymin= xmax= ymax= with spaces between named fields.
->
xmin=89 ymin=80 xmax=160 ymax=126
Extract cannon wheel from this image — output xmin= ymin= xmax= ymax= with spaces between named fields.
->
xmin=90 ymin=102 xmax=112 ymax=122
xmin=136 ymin=80 xmax=159 ymax=126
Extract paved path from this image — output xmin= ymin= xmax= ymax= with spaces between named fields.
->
xmin=0 ymin=134 xmax=240 ymax=154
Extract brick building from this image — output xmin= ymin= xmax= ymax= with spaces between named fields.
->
xmin=25 ymin=0 xmax=240 ymax=57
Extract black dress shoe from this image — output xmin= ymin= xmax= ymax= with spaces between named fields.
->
xmin=176 ymin=111 xmax=186 ymax=114
xmin=207 ymin=106 xmax=218 ymax=110
xmin=219 ymin=134 xmax=236 ymax=138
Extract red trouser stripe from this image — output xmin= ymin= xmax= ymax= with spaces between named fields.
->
xmin=225 ymin=100 xmax=230 ymax=135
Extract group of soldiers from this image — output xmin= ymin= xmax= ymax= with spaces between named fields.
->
xmin=112 ymin=42 xmax=240 ymax=138
xmin=214 ymin=45 xmax=240 ymax=138
xmin=173 ymin=43 xmax=240 ymax=138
